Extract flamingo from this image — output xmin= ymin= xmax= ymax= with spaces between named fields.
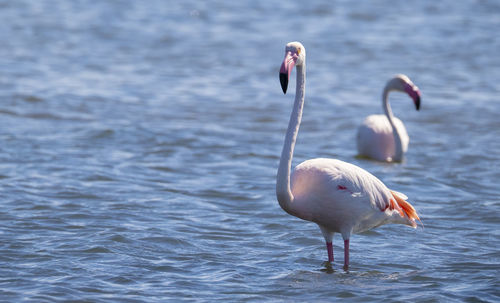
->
xmin=356 ymin=74 xmax=421 ymax=162
xmin=277 ymin=42 xmax=421 ymax=270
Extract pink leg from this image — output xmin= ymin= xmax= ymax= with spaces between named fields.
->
xmin=343 ymin=239 xmax=349 ymax=271
xmin=326 ymin=242 xmax=334 ymax=263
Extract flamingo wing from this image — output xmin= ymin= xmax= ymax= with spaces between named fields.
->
xmin=291 ymin=158 xmax=420 ymax=230
xmin=292 ymin=159 xmax=390 ymax=214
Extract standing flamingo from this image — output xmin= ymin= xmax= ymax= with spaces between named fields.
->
xmin=277 ymin=42 xmax=420 ymax=270
xmin=356 ymin=74 xmax=421 ymax=162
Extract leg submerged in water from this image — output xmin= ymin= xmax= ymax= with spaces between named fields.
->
xmin=343 ymin=239 xmax=350 ymax=271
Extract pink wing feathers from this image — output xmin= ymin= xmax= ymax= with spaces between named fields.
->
xmin=387 ymin=190 xmax=421 ymax=227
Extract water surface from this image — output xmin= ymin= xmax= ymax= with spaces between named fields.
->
xmin=0 ymin=0 xmax=499 ymax=302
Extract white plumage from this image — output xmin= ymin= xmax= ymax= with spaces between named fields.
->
xmin=291 ymin=158 xmax=416 ymax=234
xmin=357 ymin=115 xmax=409 ymax=162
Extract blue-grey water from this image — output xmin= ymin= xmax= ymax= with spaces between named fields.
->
xmin=1 ymin=0 xmax=499 ymax=302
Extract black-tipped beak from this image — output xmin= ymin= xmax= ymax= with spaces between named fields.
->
xmin=279 ymin=50 xmax=297 ymax=95
xmin=280 ymin=73 xmax=288 ymax=94
xmin=404 ymin=83 xmax=422 ymax=111
xmin=415 ymin=95 xmax=421 ymax=111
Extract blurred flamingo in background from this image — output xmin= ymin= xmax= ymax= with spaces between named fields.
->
xmin=276 ymin=42 xmax=421 ymax=270
xmin=356 ymin=74 xmax=421 ymax=162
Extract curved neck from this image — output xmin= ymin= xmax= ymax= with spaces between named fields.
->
xmin=276 ymin=64 xmax=305 ymax=217
xmin=382 ymin=86 xmax=403 ymax=162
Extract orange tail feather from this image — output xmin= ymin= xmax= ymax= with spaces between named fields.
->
xmin=390 ymin=190 xmax=422 ymax=227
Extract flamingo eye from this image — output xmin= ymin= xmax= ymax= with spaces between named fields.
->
xmin=296 ymin=48 xmax=301 ymax=55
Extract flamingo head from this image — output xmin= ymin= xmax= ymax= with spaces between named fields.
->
xmin=395 ymin=74 xmax=421 ymax=110
xmin=279 ymin=42 xmax=306 ymax=94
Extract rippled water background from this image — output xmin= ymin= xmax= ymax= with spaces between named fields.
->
xmin=1 ymin=0 xmax=499 ymax=302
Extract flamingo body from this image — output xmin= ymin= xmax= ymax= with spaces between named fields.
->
xmin=357 ymin=114 xmax=409 ymax=162
xmin=291 ymin=158 xmax=416 ymax=237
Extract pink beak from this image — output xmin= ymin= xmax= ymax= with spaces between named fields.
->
xmin=279 ymin=51 xmax=298 ymax=94
xmin=404 ymin=83 xmax=421 ymax=110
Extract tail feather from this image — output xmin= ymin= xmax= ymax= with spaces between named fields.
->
xmin=390 ymin=190 xmax=422 ymax=227
xmin=390 ymin=190 xmax=408 ymax=200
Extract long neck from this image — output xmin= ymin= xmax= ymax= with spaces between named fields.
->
xmin=276 ymin=64 xmax=305 ymax=217
xmin=382 ymin=85 xmax=403 ymax=162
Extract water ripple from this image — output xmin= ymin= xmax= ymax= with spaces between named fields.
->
xmin=0 ymin=0 xmax=499 ymax=302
